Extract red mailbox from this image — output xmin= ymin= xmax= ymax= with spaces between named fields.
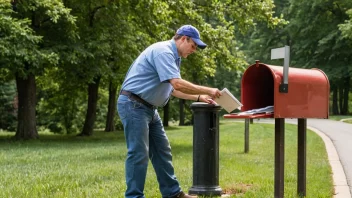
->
xmin=225 ymin=62 xmax=329 ymax=118
xmin=223 ymin=61 xmax=330 ymax=198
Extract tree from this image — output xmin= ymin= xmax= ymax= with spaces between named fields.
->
xmin=103 ymin=1 xmax=147 ymax=132
xmin=287 ymin=0 xmax=352 ymax=114
xmin=1 ymin=1 xmax=42 ymax=139
xmin=0 ymin=1 xmax=76 ymax=139
xmin=61 ymin=0 xmax=143 ymax=135
xmin=0 ymin=0 xmax=292 ymax=137
xmin=339 ymin=8 xmax=352 ymax=114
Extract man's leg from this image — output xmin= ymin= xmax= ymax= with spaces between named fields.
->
xmin=148 ymin=110 xmax=182 ymax=197
xmin=118 ymin=95 xmax=153 ymax=198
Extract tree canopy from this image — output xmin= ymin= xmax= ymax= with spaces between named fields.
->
xmin=1 ymin=0 xmax=350 ymax=139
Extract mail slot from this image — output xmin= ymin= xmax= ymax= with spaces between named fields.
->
xmin=238 ymin=62 xmax=329 ymax=118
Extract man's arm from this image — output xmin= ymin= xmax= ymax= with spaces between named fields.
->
xmin=171 ymin=89 xmax=216 ymax=103
xmin=171 ymin=90 xmax=198 ymax=101
xmin=169 ymin=78 xmax=221 ymax=98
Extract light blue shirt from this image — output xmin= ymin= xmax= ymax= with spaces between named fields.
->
xmin=121 ymin=39 xmax=181 ymax=107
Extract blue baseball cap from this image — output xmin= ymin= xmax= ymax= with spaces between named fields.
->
xmin=176 ymin=25 xmax=207 ymax=49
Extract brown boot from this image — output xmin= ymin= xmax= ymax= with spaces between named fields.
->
xmin=173 ymin=191 xmax=197 ymax=198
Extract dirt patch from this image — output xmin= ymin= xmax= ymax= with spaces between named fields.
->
xmin=222 ymin=183 xmax=253 ymax=195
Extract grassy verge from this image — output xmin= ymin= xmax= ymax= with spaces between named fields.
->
xmin=0 ymin=121 xmax=333 ymax=197
xmin=329 ymin=115 xmax=352 ymax=121
xmin=344 ymin=119 xmax=352 ymax=124
xmin=329 ymin=115 xmax=352 ymax=124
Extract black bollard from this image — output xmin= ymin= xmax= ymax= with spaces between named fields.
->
xmin=189 ymin=102 xmax=222 ymax=196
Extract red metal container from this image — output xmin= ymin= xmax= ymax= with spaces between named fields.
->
xmin=225 ymin=62 xmax=329 ymax=119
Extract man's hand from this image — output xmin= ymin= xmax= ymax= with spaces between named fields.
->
xmin=207 ymin=88 xmax=222 ymax=99
xmin=198 ymin=95 xmax=218 ymax=104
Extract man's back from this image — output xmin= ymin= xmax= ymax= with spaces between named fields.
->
xmin=121 ymin=40 xmax=181 ymax=107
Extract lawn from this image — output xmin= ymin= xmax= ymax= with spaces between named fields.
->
xmin=329 ymin=115 xmax=352 ymax=121
xmin=344 ymin=119 xmax=352 ymax=124
xmin=0 ymin=121 xmax=333 ymax=197
xmin=329 ymin=115 xmax=352 ymax=124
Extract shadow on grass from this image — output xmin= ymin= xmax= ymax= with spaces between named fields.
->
xmin=165 ymin=126 xmax=186 ymax=131
xmin=0 ymin=130 xmax=126 ymax=146
xmin=0 ymin=128 xmax=196 ymax=157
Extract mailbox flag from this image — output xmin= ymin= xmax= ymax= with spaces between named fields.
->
xmin=270 ymin=46 xmax=290 ymax=87
xmin=271 ymin=47 xmax=286 ymax=59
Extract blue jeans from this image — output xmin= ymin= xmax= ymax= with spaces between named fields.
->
xmin=117 ymin=95 xmax=181 ymax=198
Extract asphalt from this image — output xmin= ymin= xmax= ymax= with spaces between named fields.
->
xmin=255 ymin=118 xmax=352 ymax=198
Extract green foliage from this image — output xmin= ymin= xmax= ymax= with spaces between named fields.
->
xmin=287 ymin=0 xmax=352 ymax=73
xmin=238 ymin=0 xmax=290 ymax=64
xmin=339 ymin=9 xmax=352 ymax=40
xmin=0 ymin=1 xmax=57 ymax=77
xmin=1 ymin=0 xmax=78 ymax=77
xmin=36 ymin=83 xmax=87 ymax=134
xmin=36 ymin=69 xmax=114 ymax=134
xmin=1 ymin=0 xmax=289 ymax=134
xmin=51 ymin=0 xmax=286 ymax=133
xmin=0 ymin=81 xmax=17 ymax=131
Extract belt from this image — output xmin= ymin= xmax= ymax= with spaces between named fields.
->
xmin=120 ymin=90 xmax=155 ymax=109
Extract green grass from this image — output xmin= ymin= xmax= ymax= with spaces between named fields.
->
xmin=329 ymin=115 xmax=352 ymax=124
xmin=329 ymin=115 xmax=352 ymax=121
xmin=0 ymin=121 xmax=333 ymax=197
xmin=344 ymin=119 xmax=352 ymax=124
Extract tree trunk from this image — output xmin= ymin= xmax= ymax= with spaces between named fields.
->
xmin=179 ymin=99 xmax=185 ymax=126
xmin=163 ymin=102 xmax=169 ymax=127
xmin=332 ymin=85 xmax=339 ymax=115
xmin=15 ymin=74 xmax=38 ymax=140
xmin=338 ymin=85 xmax=344 ymax=115
xmin=64 ymin=96 xmax=75 ymax=134
xmin=105 ymin=81 xmax=117 ymax=132
xmin=341 ymin=76 xmax=350 ymax=115
xmin=79 ymin=76 xmax=101 ymax=136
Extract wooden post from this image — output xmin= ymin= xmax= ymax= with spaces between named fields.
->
xmin=244 ymin=119 xmax=250 ymax=153
xmin=275 ymin=118 xmax=285 ymax=198
xmin=297 ymin=118 xmax=307 ymax=196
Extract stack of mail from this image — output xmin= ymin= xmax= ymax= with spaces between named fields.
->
xmin=237 ymin=106 xmax=274 ymax=115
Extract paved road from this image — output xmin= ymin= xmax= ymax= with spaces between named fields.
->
xmin=305 ymin=119 xmax=352 ymax=189
xmin=256 ymin=118 xmax=352 ymax=197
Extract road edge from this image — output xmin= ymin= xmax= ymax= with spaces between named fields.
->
xmin=307 ymin=126 xmax=351 ymax=198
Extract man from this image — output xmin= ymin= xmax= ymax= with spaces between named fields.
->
xmin=117 ymin=25 xmax=221 ymax=198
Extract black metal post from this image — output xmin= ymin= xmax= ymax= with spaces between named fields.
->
xmin=275 ymin=118 xmax=285 ymax=198
xmin=297 ymin=118 xmax=307 ymax=196
xmin=189 ymin=103 xmax=222 ymax=196
xmin=245 ymin=118 xmax=249 ymax=153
